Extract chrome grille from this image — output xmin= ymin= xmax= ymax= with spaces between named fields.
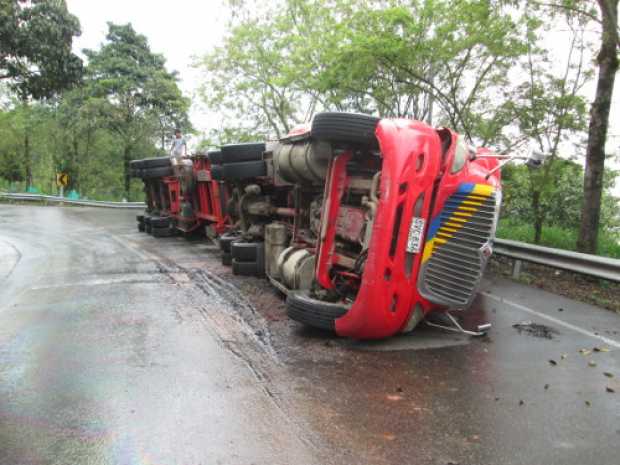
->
xmin=418 ymin=188 xmax=500 ymax=308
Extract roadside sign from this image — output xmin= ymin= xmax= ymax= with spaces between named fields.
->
xmin=56 ymin=173 xmax=69 ymax=188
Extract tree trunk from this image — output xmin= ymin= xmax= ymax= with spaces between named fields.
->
xmin=577 ymin=0 xmax=619 ymax=253
xmin=72 ymin=136 xmax=79 ymax=192
xmin=24 ymin=130 xmax=32 ymax=190
xmin=161 ymin=118 xmax=166 ymax=152
xmin=123 ymin=144 xmax=131 ymax=200
xmin=531 ymin=189 xmax=543 ymax=244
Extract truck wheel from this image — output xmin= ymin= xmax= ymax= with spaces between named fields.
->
xmin=221 ymin=252 xmax=232 ymax=266
xmin=231 ymin=241 xmax=264 ymax=262
xmin=222 ymin=160 xmax=267 ymax=180
xmin=143 ymin=166 xmax=173 ymax=178
xmin=219 ymin=232 xmax=240 ymax=253
xmin=232 ymin=259 xmax=260 ymax=276
xmin=150 ymin=216 xmax=171 ymax=228
xmin=221 ymin=143 xmax=266 ymax=163
xmin=286 ymin=291 xmax=349 ymax=331
xmin=140 ymin=157 xmax=172 ymax=169
xmin=152 ymin=226 xmax=175 ymax=238
xmin=311 ymin=112 xmax=380 ymax=147
xmin=145 ymin=223 xmax=152 ymax=234
xmin=137 ymin=222 xmax=146 ymax=232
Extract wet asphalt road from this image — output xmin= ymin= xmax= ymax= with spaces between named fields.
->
xmin=0 ymin=204 xmax=619 ymax=465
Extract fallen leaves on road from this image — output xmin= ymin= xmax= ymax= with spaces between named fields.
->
xmin=549 ymin=359 xmax=557 ymax=366
xmin=603 ymin=372 xmax=614 ymax=378
xmin=593 ymin=346 xmax=610 ymax=353
xmin=588 ymin=361 xmax=597 ymax=367
xmin=513 ymin=321 xmax=558 ymax=339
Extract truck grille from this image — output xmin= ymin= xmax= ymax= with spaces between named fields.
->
xmin=418 ymin=184 xmax=500 ymax=308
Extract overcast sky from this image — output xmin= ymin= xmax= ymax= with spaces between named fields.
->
xmin=66 ymin=0 xmax=230 ymax=142
xmin=65 ymin=0 xmax=619 ymax=190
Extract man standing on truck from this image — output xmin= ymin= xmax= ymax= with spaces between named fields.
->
xmin=170 ymin=128 xmax=187 ymax=162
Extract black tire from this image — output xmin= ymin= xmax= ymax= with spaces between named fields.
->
xmin=143 ymin=166 xmax=173 ymax=178
xmin=222 ymin=161 xmax=267 ymax=180
xmin=221 ymin=143 xmax=265 ymax=163
xmin=140 ymin=157 xmax=171 ymax=169
xmin=221 ymin=252 xmax=232 ymax=266
xmin=311 ymin=112 xmax=380 ymax=147
xmin=136 ymin=214 xmax=145 ymax=223
xmin=208 ymin=150 xmax=223 ymax=165
xmin=150 ymin=216 xmax=171 ymax=228
xmin=232 ymin=259 xmax=259 ymax=276
xmin=137 ymin=222 xmax=146 ymax=232
xmin=286 ymin=291 xmax=349 ymax=331
xmin=219 ymin=232 xmax=240 ymax=253
xmin=231 ymin=241 xmax=263 ymax=262
xmin=152 ymin=226 xmax=175 ymax=238
xmin=145 ymin=223 xmax=152 ymax=234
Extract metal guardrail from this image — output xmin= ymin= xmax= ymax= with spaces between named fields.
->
xmin=494 ymin=238 xmax=620 ymax=283
xmin=0 ymin=192 xmax=145 ymax=209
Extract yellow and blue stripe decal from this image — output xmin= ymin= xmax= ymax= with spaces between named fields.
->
xmin=421 ymin=183 xmax=495 ymax=263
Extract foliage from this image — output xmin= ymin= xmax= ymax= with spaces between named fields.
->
xmin=199 ymin=0 xmax=536 ymax=147
xmin=497 ymin=220 xmax=620 ymax=259
xmin=82 ymin=23 xmax=191 ymax=197
xmin=0 ymin=0 xmax=83 ymax=99
xmin=501 ymin=161 xmax=620 ymax=233
xmin=0 ymin=21 xmax=190 ymax=201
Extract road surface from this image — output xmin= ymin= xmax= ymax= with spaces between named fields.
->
xmin=1 ymin=205 xmax=618 ymax=465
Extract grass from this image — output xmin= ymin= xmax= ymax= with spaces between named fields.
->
xmin=496 ymin=220 xmax=620 ymax=259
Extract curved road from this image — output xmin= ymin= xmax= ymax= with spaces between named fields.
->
xmin=0 ymin=205 xmax=618 ymax=465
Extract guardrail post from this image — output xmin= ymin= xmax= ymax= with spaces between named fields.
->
xmin=512 ymin=259 xmax=522 ymax=279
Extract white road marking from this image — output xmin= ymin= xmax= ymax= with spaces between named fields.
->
xmin=481 ymin=291 xmax=620 ymax=349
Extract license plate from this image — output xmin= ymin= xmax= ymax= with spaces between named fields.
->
xmin=406 ymin=217 xmax=426 ymax=253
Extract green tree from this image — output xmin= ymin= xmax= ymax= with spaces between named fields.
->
xmin=501 ymin=161 xmax=619 ymax=236
xmin=198 ymin=18 xmax=304 ymax=138
xmin=0 ymin=0 xmax=83 ymax=188
xmin=524 ymin=0 xmax=619 ymax=253
xmin=576 ymin=0 xmax=619 ymax=253
xmin=53 ymin=88 xmax=104 ymax=192
xmin=506 ymin=17 xmax=591 ymax=243
xmin=199 ymin=0 xmax=535 ymax=147
xmin=0 ymin=0 xmax=82 ymax=98
xmin=83 ymin=23 xmax=190 ymax=198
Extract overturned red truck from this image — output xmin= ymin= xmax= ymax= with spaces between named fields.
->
xmin=130 ymin=112 xmax=506 ymax=339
